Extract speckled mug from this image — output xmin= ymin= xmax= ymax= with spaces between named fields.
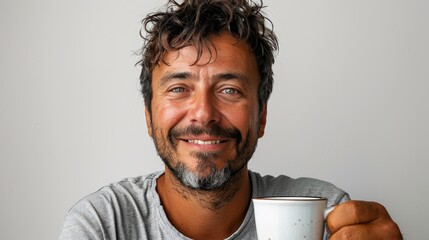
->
xmin=252 ymin=197 xmax=334 ymax=240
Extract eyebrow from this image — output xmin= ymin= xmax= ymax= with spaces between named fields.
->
xmin=158 ymin=71 xmax=251 ymax=87
xmin=158 ymin=71 xmax=192 ymax=87
xmin=213 ymin=73 xmax=251 ymax=85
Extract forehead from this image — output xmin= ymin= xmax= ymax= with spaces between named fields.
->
xmin=152 ymin=33 xmax=259 ymax=83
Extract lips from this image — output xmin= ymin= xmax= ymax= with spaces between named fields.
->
xmin=169 ymin=125 xmax=242 ymax=147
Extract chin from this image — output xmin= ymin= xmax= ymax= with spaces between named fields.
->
xmin=171 ymin=160 xmax=234 ymax=191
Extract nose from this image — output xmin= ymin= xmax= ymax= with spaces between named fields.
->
xmin=188 ymin=91 xmax=221 ymax=126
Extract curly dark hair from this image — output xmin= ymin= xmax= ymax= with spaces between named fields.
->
xmin=138 ymin=0 xmax=278 ymax=113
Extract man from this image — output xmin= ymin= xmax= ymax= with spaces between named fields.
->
xmin=59 ymin=0 xmax=402 ymax=239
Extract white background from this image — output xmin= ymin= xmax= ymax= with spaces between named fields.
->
xmin=1 ymin=0 xmax=427 ymax=239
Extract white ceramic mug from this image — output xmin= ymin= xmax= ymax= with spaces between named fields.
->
xmin=252 ymin=197 xmax=334 ymax=240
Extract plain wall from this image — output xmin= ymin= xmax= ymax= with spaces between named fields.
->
xmin=1 ymin=0 xmax=427 ymax=239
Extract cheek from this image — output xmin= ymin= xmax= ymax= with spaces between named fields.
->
xmin=152 ymin=102 xmax=186 ymax=128
xmin=224 ymin=106 xmax=259 ymax=131
xmin=228 ymin=104 xmax=259 ymax=125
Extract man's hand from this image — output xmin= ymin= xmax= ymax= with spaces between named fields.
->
xmin=326 ymin=200 xmax=402 ymax=240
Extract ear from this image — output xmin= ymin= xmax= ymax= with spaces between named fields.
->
xmin=258 ymin=104 xmax=267 ymax=138
xmin=145 ymin=107 xmax=153 ymax=137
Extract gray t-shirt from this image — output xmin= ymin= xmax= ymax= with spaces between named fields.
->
xmin=59 ymin=171 xmax=349 ymax=239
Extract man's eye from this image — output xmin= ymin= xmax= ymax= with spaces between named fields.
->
xmin=222 ymin=88 xmax=239 ymax=94
xmin=170 ymin=87 xmax=186 ymax=93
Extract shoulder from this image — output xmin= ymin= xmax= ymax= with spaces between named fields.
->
xmin=75 ymin=172 xmax=160 ymax=209
xmin=250 ymin=171 xmax=350 ymax=206
xmin=59 ymin=172 xmax=163 ymax=240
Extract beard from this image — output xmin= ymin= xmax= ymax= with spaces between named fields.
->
xmin=151 ymin=123 xmax=259 ymax=191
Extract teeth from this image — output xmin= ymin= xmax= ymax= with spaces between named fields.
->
xmin=188 ymin=139 xmax=221 ymax=145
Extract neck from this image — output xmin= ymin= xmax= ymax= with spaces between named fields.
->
xmin=157 ymin=167 xmax=252 ymax=239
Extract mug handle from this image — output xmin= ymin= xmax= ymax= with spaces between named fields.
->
xmin=324 ymin=206 xmax=336 ymax=237
xmin=324 ymin=206 xmax=336 ymax=220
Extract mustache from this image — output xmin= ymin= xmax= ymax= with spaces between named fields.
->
xmin=169 ymin=125 xmax=242 ymax=144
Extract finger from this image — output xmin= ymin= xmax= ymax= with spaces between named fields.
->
xmin=329 ymin=223 xmax=372 ymax=240
xmin=329 ymin=221 xmax=403 ymax=240
xmin=326 ymin=200 xmax=389 ymax=234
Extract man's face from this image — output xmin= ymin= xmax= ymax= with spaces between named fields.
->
xmin=146 ymin=33 xmax=267 ymax=190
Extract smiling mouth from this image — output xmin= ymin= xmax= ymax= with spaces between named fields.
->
xmin=187 ymin=139 xmax=224 ymax=145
